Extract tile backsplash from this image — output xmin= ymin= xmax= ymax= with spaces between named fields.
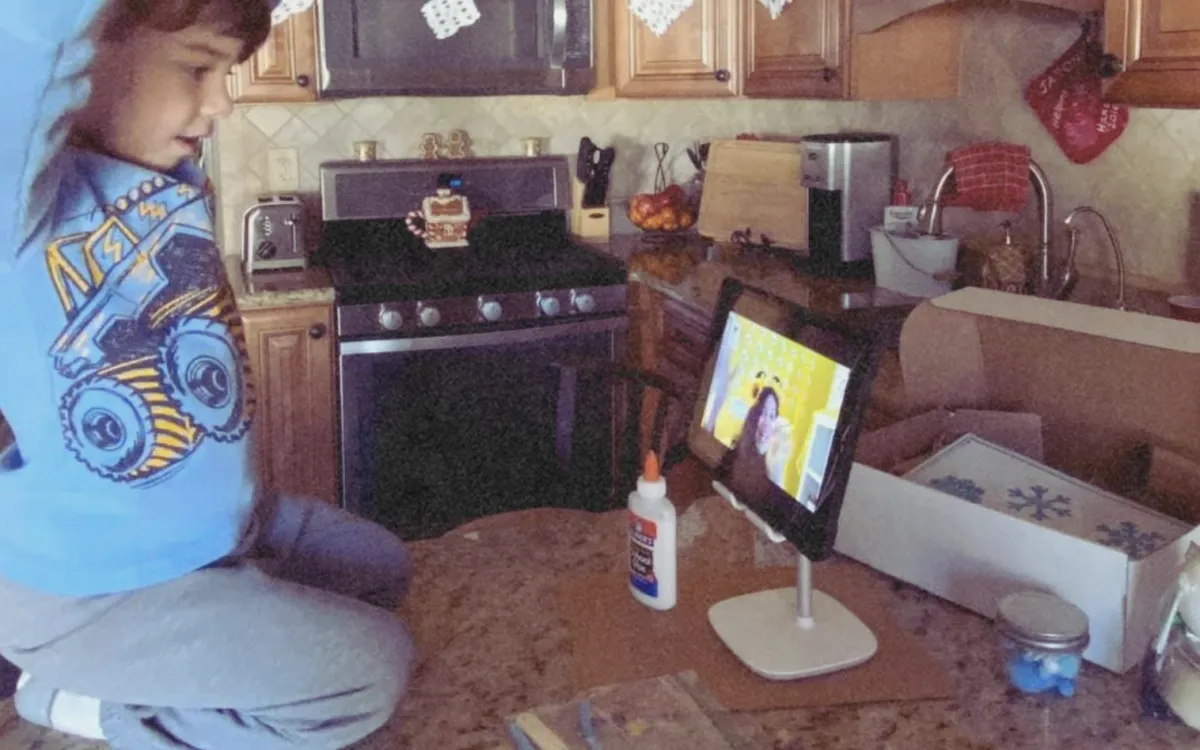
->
xmin=215 ymin=3 xmax=1200 ymax=291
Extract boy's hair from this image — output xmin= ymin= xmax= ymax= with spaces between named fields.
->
xmin=100 ymin=0 xmax=272 ymax=62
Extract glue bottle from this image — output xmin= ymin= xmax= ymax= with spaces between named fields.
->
xmin=628 ymin=451 xmax=677 ymax=610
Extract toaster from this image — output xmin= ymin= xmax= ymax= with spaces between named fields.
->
xmin=242 ymin=195 xmax=308 ymax=273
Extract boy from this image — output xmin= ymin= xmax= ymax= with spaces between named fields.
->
xmin=0 ymin=1 xmax=415 ymax=747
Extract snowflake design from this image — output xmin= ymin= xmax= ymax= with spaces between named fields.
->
xmin=1006 ymin=485 xmax=1073 ymax=521
xmin=1095 ymin=521 xmax=1168 ymax=560
xmin=928 ymin=475 xmax=986 ymax=504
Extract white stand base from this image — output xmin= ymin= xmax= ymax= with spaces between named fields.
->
xmin=708 ymin=482 xmax=878 ymax=680
xmin=708 ymin=586 xmax=878 ymax=681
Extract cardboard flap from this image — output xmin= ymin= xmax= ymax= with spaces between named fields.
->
xmin=933 ymin=287 xmax=1200 ymax=353
xmin=898 ymin=301 xmax=987 ymax=412
xmin=900 ymin=288 xmax=1200 ymax=489
xmin=856 ymin=408 xmax=1043 ymax=474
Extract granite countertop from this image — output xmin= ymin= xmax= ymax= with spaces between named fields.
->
xmin=595 ymin=233 xmax=919 ymax=347
xmin=358 ymin=493 xmax=1200 ymax=749
xmin=223 ymin=256 xmax=335 ymax=310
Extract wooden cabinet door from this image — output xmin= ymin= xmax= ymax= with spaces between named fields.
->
xmin=242 ymin=304 xmax=338 ymax=503
xmin=613 ymin=0 xmax=741 ymax=97
xmin=229 ymin=7 xmax=318 ymax=105
xmin=744 ymin=0 xmax=848 ymax=99
xmin=1104 ymin=0 xmax=1200 ymax=106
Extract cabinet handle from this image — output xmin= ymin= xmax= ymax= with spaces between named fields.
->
xmin=309 ymin=323 xmax=327 ymax=339
xmin=822 ymin=67 xmax=837 ymax=83
xmin=1098 ymin=54 xmax=1123 ymax=79
xmin=296 ymin=74 xmax=311 ymax=88
xmin=714 ymin=69 xmax=731 ymax=83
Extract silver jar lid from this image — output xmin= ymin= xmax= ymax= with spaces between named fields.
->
xmin=996 ymin=590 xmax=1090 ymax=652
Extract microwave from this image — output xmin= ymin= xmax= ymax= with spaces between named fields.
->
xmin=318 ymin=0 xmax=595 ymax=98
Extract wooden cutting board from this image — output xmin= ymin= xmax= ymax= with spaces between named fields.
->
xmin=696 ymin=139 xmax=808 ymax=251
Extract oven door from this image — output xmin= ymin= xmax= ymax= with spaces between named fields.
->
xmin=339 ymin=315 xmax=626 ymax=540
xmin=318 ymin=0 xmax=594 ymax=97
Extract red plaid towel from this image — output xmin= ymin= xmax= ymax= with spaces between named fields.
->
xmin=942 ymin=142 xmax=1031 ymax=214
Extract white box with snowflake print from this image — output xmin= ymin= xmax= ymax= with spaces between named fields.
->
xmin=905 ymin=434 xmax=1187 ymax=559
xmin=834 ymin=287 xmax=1200 ymax=674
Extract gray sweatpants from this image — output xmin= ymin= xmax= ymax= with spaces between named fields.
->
xmin=0 ymin=492 xmax=415 ymax=749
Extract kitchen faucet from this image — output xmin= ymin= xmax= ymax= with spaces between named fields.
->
xmin=1063 ymin=206 xmax=1127 ymax=312
xmin=923 ymin=159 xmax=1067 ymax=298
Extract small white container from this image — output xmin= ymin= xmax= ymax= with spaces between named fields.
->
xmin=629 ymin=452 xmax=677 ymax=611
xmin=869 ymin=227 xmax=959 ymax=298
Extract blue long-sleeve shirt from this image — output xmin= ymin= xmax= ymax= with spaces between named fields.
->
xmin=0 ymin=1 xmax=259 ymax=596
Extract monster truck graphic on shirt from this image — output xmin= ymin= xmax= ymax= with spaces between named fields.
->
xmin=45 ymin=175 xmax=255 ymax=486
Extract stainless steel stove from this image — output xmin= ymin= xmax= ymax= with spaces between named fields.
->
xmin=318 ymin=156 xmax=629 ymax=540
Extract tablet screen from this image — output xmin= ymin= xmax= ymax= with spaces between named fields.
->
xmin=698 ymin=311 xmax=851 ymax=513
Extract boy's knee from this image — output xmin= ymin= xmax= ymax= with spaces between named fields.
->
xmin=361 ymin=615 xmax=415 ymax=712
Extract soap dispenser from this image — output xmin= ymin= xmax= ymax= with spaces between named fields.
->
xmin=981 ymin=221 xmax=1032 ymax=294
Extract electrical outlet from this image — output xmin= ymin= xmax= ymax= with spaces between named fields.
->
xmin=266 ymin=148 xmax=300 ymax=193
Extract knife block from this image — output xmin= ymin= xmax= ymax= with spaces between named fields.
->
xmin=571 ymin=177 xmax=611 ymax=241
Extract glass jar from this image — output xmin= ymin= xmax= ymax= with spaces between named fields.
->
xmin=1148 ymin=624 xmax=1200 ymax=729
xmin=995 ymin=590 xmax=1090 ymax=697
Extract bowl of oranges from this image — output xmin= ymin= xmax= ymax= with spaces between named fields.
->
xmin=628 ymin=184 xmax=697 ymax=241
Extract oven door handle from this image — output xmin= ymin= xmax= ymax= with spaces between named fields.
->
xmin=549 ymin=0 xmax=568 ymax=69
xmin=339 ymin=316 xmax=627 ymax=356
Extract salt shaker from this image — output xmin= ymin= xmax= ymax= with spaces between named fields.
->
xmin=995 ymin=590 xmax=1090 ymax=697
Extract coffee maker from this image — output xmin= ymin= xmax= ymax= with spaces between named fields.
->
xmin=800 ymin=133 xmax=898 ymax=278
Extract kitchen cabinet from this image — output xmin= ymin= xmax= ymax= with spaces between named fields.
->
xmin=241 ymin=303 xmax=338 ymax=504
xmin=630 ymin=283 xmax=709 ymax=465
xmin=594 ymin=0 xmax=963 ymax=100
xmin=229 ymin=5 xmax=318 ymax=105
xmin=610 ymin=0 xmax=741 ymax=98
xmin=1103 ymin=0 xmax=1200 ymax=107
xmin=743 ymin=0 xmax=847 ymax=99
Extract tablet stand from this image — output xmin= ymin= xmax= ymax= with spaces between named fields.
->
xmin=708 ymin=482 xmax=878 ymax=680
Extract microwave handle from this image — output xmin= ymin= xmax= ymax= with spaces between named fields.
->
xmin=550 ymin=0 xmax=567 ymax=69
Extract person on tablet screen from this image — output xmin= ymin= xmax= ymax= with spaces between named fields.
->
xmin=729 ymin=386 xmax=794 ymax=497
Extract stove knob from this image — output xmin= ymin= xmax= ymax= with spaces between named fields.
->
xmin=418 ymin=305 xmax=441 ymax=327
xmin=538 ymin=294 xmax=562 ymax=317
xmin=377 ymin=306 xmax=403 ymax=331
xmin=572 ymin=292 xmax=597 ymax=314
xmin=479 ymin=299 xmax=503 ymax=322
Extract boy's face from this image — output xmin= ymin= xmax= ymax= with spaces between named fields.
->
xmin=76 ymin=23 xmax=243 ymax=172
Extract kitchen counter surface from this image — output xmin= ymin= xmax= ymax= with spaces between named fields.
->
xmin=224 ymin=256 xmax=335 ymax=310
xmin=6 ymin=496 xmax=1196 ymax=749
xmin=595 ymin=233 xmax=920 ymax=347
xmin=359 ymin=492 xmax=1199 ymax=749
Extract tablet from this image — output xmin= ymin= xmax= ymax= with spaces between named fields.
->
xmin=686 ymin=278 xmax=882 ymax=561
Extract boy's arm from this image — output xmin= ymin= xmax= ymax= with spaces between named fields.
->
xmin=0 ymin=0 xmax=108 ymax=263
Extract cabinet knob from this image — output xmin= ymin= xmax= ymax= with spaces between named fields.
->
xmin=296 ymin=74 xmax=311 ymax=88
xmin=1098 ymin=54 xmax=1124 ymax=79
xmin=308 ymin=323 xmax=327 ymax=339
xmin=822 ymin=67 xmax=837 ymax=83
xmin=713 ymin=69 xmax=731 ymax=83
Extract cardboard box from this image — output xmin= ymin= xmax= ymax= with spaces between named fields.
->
xmin=836 ymin=287 xmax=1200 ymax=673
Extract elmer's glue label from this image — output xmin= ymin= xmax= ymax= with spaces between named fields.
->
xmin=628 ymin=451 xmax=677 ymax=610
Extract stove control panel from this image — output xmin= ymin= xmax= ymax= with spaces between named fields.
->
xmin=338 ymin=286 xmax=628 ymax=339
